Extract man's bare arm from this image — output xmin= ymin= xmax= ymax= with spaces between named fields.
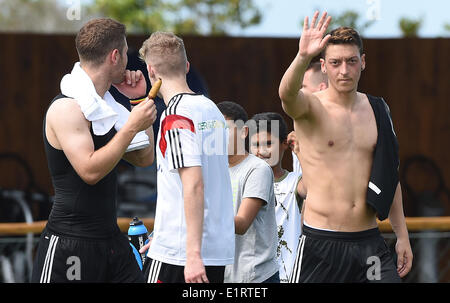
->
xmin=388 ymin=182 xmax=413 ymax=278
xmin=234 ymin=197 xmax=264 ymax=235
xmin=279 ymin=55 xmax=314 ymax=119
xmin=122 ymin=126 xmax=155 ymax=167
xmin=279 ymin=11 xmax=332 ymax=120
xmin=48 ymin=98 xmax=155 ymax=185
xmin=179 ymin=166 xmax=208 ymax=283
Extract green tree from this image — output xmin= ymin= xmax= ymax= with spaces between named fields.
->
xmin=87 ymin=0 xmax=262 ymax=35
xmin=399 ymin=17 xmax=423 ymax=37
xmin=328 ymin=10 xmax=375 ymax=35
xmin=0 ymin=0 xmax=91 ymax=33
xmin=444 ymin=23 xmax=450 ymax=33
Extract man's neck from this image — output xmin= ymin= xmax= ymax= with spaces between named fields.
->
xmin=326 ymin=87 xmax=360 ymax=110
xmin=160 ymin=78 xmax=194 ymax=106
xmin=80 ymin=63 xmax=111 ymax=98
xmin=228 ymin=153 xmax=248 ymax=168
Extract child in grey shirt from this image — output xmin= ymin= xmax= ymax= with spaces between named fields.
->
xmin=217 ymin=101 xmax=279 ymax=283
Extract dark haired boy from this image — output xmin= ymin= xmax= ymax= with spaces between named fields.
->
xmin=217 ymin=101 xmax=280 ymax=283
xmin=249 ymin=112 xmax=306 ymax=283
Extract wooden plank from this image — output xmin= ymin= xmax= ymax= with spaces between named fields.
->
xmin=1 ymin=217 xmax=449 ymax=235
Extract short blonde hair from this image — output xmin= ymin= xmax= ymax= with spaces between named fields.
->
xmin=139 ymin=31 xmax=187 ymax=77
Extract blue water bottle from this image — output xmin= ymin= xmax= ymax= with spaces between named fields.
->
xmin=128 ymin=217 xmax=148 ymax=269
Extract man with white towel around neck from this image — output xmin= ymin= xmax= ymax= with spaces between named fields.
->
xmin=31 ymin=18 xmax=156 ymax=283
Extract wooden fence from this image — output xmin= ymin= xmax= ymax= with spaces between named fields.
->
xmin=0 ymin=34 xmax=449 ymax=216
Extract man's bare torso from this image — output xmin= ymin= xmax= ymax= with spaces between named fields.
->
xmin=297 ymin=91 xmax=378 ymax=231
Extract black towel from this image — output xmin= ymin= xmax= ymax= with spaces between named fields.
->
xmin=366 ymin=94 xmax=400 ymax=221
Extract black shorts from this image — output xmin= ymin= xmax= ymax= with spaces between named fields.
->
xmin=31 ymin=228 xmax=144 ymax=283
xmin=289 ymin=225 xmax=401 ymax=283
xmin=143 ymin=257 xmax=225 ymax=283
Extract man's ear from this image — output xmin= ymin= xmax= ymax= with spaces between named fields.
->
xmin=361 ymin=54 xmax=366 ymax=71
xmin=240 ymin=126 xmax=249 ymax=140
xmin=320 ymin=58 xmax=326 ymax=73
xmin=147 ymin=64 xmax=157 ymax=82
xmin=318 ymin=82 xmax=327 ymax=91
xmin=108 ymin=49 xmax=118 ymax=65
xmin=186 ymin=60 xmax=190 ymax=74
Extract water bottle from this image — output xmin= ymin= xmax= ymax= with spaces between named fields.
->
xmin=128 ymin=217 xmax=148 ymax=267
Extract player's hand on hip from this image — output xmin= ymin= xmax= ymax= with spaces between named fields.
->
xmin=113 ymin=70 xmax=147 ymax=99
xmin=299 ymin=11 xmax=332 ymax=59
xmin=184 ymin=256 xmax=209 ymax=283
xmin=395 ymin=238 xmax=413 ymax=278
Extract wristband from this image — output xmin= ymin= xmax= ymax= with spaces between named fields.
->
xmin=129 ymin=96 xmax=147 ymax=105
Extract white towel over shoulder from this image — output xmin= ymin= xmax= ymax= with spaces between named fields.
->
xmin=60 ymin=62 xmax=149 ymax=152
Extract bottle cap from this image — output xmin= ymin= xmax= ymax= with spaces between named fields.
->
xmin=129 ymin=216 xmax=143 ymax=226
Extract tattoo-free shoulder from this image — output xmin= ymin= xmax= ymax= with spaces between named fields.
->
xmin=46 ymin=97 xmax=86 ymax=126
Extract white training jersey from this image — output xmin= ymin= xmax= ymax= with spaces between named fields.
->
xmin=274 ymin=171 xmax=302 ymax=283
xmin=148 ymin=93 xmax=235 ymax=266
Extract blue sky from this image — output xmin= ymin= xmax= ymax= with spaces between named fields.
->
xmin=230 ymin=0 xmax=450 ymax=37
xmin=77 ymin=0 xmax=449 ymax=37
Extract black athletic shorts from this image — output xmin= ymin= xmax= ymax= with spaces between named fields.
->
xmin=31 ymin=228 xmax=144 ymax=283
xmin=143 ymin=256 xmax=225 ymax=283
xmin=289 ymin=225 xmax=401 ymax=283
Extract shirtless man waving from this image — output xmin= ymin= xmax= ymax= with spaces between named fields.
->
xmin=279 ymin=11 xmax=412 ymax=282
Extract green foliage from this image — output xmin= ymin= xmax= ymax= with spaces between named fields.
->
xmin=328 ymin=10 xmax=375 ymax=34
xmin=444 ymin=23 xmax=450 ymax=32
xmin=399 ymin=17 xmax=423 ymax=37
xmin=87 ymin=0 xmax=168 ymax=34
xmin=88 ymin=0 xmax=262 ymax=35
xmin=0 ymin=0 xmax=87 ymax=32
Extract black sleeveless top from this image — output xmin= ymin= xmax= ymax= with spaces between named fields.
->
xmin=44 ymin=94 xmax=120 ymax=238
xmin=366 ymin=94 xmax=399 ymax=221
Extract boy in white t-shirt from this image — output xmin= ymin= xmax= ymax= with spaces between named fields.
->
xmin=217 ymin=101 xmax=280 ymax=283
xmin=139 ymin=32 xmax=235 ymax=283
xmin=248 ymin=112 xmax=306 ymax=283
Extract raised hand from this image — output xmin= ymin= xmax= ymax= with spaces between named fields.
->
xmin=299 ymin=11 xmax=332 ymax=59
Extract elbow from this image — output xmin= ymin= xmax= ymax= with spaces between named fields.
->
xmin=141 ymin=151 xmax=155 ymax=167
xmin=135 ymin=155 xmax=154 ymax=167
xmin=184 ymin=179 xmax=204 ymax=198
xmin=278 ymin=86 xmax=289 ymax=103
xmin=278 ymin=85 xmax=296 ymax=104
xmin=234 ymin=217 xmax=250 ymax=235
xmin=192 ymin=181 xmax=204 ymax=196
xmin=82 ymin=172 xmax=101 ymax=186
xmin=79 ymin=166 xmax=104 ymax=185
xmin=235 ymin=228 xmax=247 ymax=236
